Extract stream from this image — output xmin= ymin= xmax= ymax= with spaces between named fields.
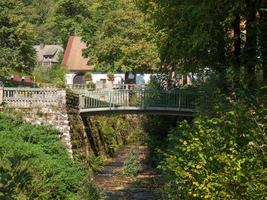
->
xmin=93 ymin=144 xmax=163 ymax=200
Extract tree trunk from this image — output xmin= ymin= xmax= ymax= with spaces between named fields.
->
xmin=182 ymin=75 xmax=188 ymax=85
xmin=217 ymin=36 xmax=228 ymax=91
xmin=244 ymin=0 xmax=257 ymax=88
xmin=233 ymin=13 xmax=242 ymax=88
xmin=260 ymin=0 xmax=267 ymax=84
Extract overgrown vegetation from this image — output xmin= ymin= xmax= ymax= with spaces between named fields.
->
xmin=122 ymin=149 xmax=142 ymax=177
xmin=1 ymin=0 xmax=267 ymax=199
xmin=145 ymin=88 xmax=267 ymax=199
xmin=66 ymin=110 xmax=146 ymax=170
xmin=0 ymin=113 xmax=100 ymax=200
xmin=88 ymin=115 xmax=146 ymax=156
xmin=139 ymin=0 xmax=267 ymax=88
xmin=32 ymin=64 xmax=68 ymax=87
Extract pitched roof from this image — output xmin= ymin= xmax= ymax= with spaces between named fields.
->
xmin=62 ymin=36 xmax=95 ymax=71
xmin=34 ymin=44 xmax=63 ymax=63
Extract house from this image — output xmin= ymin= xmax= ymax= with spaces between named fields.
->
xmin=62 ymin=36 xmax=155 ymax=86
xmin=62 ymin=36 xmax=94 ymax=84
xmin=34 ymin=44 xmax=63 ymax=67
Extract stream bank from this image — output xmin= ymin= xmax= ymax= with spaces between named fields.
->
xmin=93 ymin=144 xmax=163 ymax=200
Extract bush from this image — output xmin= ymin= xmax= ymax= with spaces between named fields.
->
xmin=32 ymin=64 xmax=68 ymax=87
xmin=107 ymin=73 xmax=114 ymax=81
xmin=122 ymin=149 xmax=142 ymax=177
xmin=84 ymin=72 xmax=92 ymax=82
xmin=86 ymin=82 xmax=96 ymax=89
xmin=0 ymin=113 xmax=100 ymax=200
xmin=158 ymin=92 xmax=267 ymax=199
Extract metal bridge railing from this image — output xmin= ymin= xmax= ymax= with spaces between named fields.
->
xmin=79 ymin=89 xmax=198 ymax=110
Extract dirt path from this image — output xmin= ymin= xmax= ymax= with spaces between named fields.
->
xmin=93 ymin=145 xmax=162 ymax=200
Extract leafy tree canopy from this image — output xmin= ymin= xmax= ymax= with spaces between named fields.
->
xmin=82 ymin=0 xmax=160 ymax=73
xmin=0 ymin=0 xmax=36 ymax=76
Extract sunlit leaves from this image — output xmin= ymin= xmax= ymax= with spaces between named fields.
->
xmin=82 ymin=0 xmax=160 ymax=73
xmin=159 ymin=92 xmax=267 ymax=199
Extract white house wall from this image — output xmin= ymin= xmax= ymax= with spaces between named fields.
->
xmin=65 ymin=73 xmax=155 ymax=85
xmin=65 ymin=73 xmax=76 ymax=85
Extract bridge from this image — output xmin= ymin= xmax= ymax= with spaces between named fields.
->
xmin=0 ymin=87 xmax=198 ymax=116
xmin=77 ymin=89 xmax=197 ymax=116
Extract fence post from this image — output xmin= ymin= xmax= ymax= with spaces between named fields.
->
xmin=109 ymin=91 xmax=112 ymax=109
xmin=79 ymin=95 xmax=84 ymax=109
xmin=57 ymin=90 xmax=66 ymax=107
xmin=0 ymin=87 xmax=3 ymax=105
xmin=178 ymin=89 xmax=181 ymax=110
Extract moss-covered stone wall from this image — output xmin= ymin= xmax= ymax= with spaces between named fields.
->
xmin=66 ymin=92 xmax=145 ymax=166
xmin=2 ymin=91 xmax=146 ymax=169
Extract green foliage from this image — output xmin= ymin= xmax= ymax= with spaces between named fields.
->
xmin=122 ymin=149 xmax=142 ymax=177
xmin=67 ymin=112 xmax=146 ymax=170
xmin=158 ymin=92 xmax=267 ymax=199
xmin=139 ymin=0 xmax=266 ymax=88
xmin=139 ymin=0 xmax=230 ymax=72
xmin=0 ymin=113 xmax=100 ymax=199
xmin=49 ymin=64 xmax=68 ymax=87
xmin=54 ymin=0 xmax=91 ymax=46
xmin=82 ymin=0 xmax=160 ymax=73
xmin=86 ymin=82 xmax=96 ymax=90
xmin=142 ymin=115 xmax=180 ymax=167
xmin=87 ymin=154 xmax=105 ymax=172
xmin=33 ymin=64 xmax=68 ymax=87
xmin=23 ymin=0 xmax=61 ymax=44
xmin=88 ymin=115 xmax=146 ymax=157
xmin=0 ymin=0 xmax=36 ymax=76
xmin=84 ymin=72 xmax=92 ymax=81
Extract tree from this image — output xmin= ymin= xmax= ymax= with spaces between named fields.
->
xmin=139 ymin=0 xmax=232 ymax=89
xmin=0 ymin=0 xmax=36 ymax=76
xmin=243 ymin=0 xmax=258 ymax=88
xmin=159 ymin=93 xmax=267 ymax=199
xmin=139 ymin=0 xmax=266 ymax=89
xmin=260 ymin=0 xmax=267 ymax=84
xmin=54 ymin=0 xmax=91 ymax=46
xmin=82 ymin=0 xmax=160 ymax=76
xmin=23 ymin=0 xmax=61 ymax=44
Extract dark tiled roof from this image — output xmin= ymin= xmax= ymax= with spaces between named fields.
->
xmin=34 ymin=45 xmax=63 ymax=63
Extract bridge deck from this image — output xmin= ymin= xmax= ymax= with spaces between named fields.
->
xmin=78 ymin=89 xmax=197 ymax=116
xmin=80 ymin=106 xmax=194 ymax=116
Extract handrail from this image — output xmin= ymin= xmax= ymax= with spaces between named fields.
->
xmin=2 ymin=87 xmax=62 ymax=107
xmin=78 ymin=89 xmax=197 ymax=111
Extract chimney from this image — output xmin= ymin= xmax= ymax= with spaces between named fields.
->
xmin=40 ymin=43 xmax=45 ymax=49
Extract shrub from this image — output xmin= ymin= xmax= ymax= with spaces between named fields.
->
xmin=0 ymin=113 xmax=100 ymax=200
xmin=158 ymin=92 xmax=267 ymax=199
xmin=84 ymin=72 xmax=92 ymax=81
xmin=86 ymin=82 xmax=96 ymax=89
xmin=122 ymin=149 xmax=142 ymax=177
xmin=32 ymin=64 xmax=67 ymax=87
xmin=107 ymin=73 xmax=114 ymax=81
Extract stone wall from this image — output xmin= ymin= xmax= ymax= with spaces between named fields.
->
xmin=1 ymin=88 xmax=146 ymax=165
xmin=2 ymin=90 xmax=73 ymax=156
xmin=65 ymin=91 xmax=146 ymax=165
xmin=66 ymin=91 xmax=91 ymax=161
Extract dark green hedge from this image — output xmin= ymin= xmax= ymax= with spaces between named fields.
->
xmin=0 ymin=113 xmax=100 ymax=200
